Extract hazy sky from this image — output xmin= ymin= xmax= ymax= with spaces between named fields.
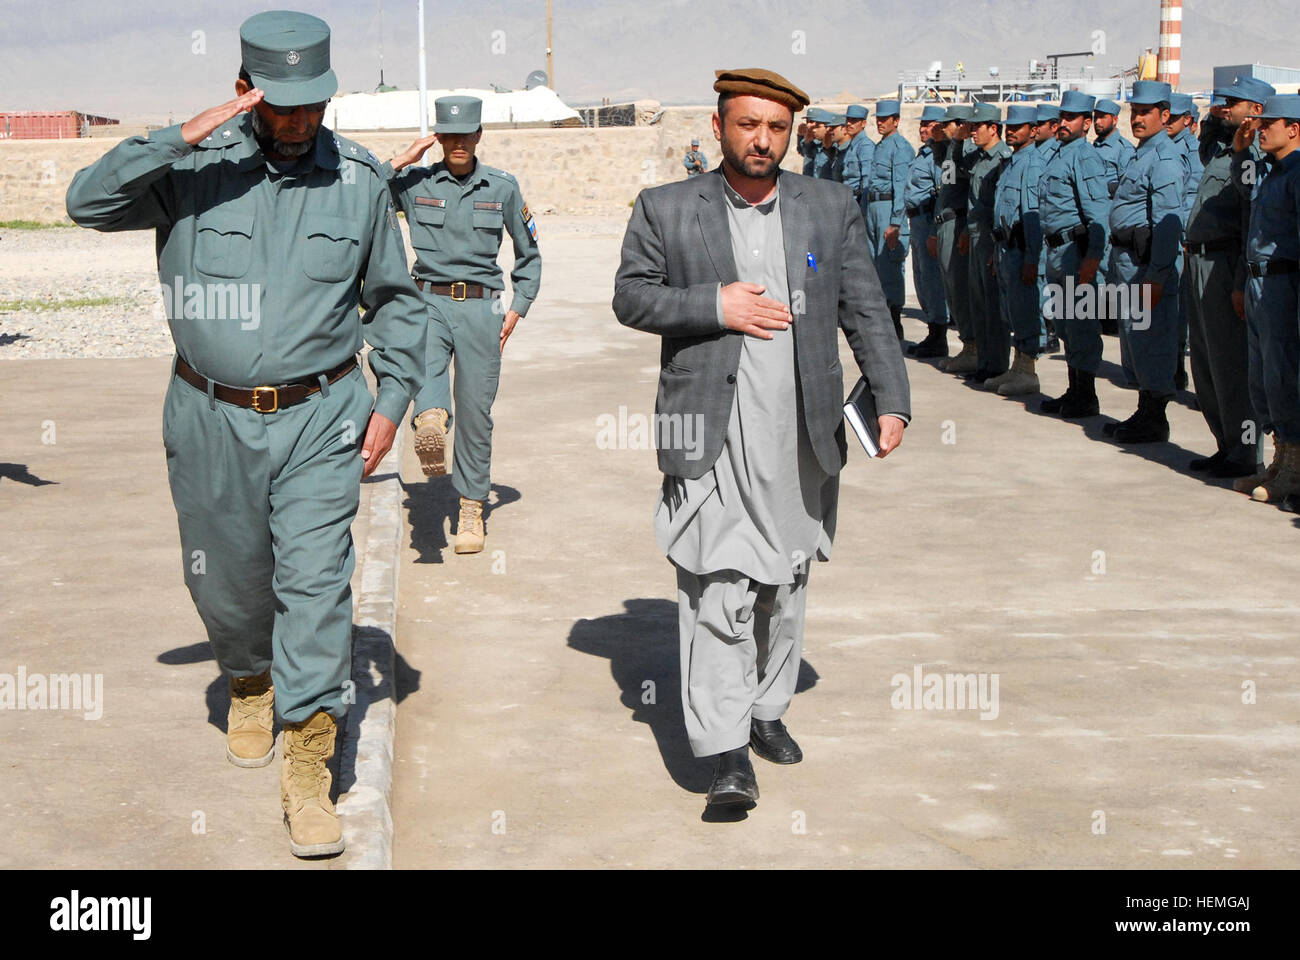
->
xmin=1 ymin=0 xmax=1294 ymax=121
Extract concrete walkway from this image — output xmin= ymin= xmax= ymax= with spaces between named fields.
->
xmin=389 ymin=222 xmax=1299 ymax=868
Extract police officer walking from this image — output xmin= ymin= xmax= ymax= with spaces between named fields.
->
xmin=986 ymin=103 xmax=1046 ymax=395
xmin=65 ymin=10 xmax=427 ymax=858
xmin=1238 ymin=94 xmax=1300 ymax=503
xmin=1183 ymin=76 xmax=1274 ymax=478
xmin=384 ymin=96 xmax=542 ymax=553
xmin=906 ymin=105 xmax=950 ymax=358
xmin=864 ymin=99 xmax=915 ymax=338
xmin=1038 ymin=90 xmax=1110 ymax=418
xmin=684 ymin=138 xmax=709 ymax=177
xmin=1102 ymin=80 xmax=1190 ymax=443
xmin=963 ymin=102 xmax=1012 ymax=383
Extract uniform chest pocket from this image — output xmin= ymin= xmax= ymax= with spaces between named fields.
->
xmin=411 ymin=204 xmax=446 ymax=249
xmin=472 ymin=209 xmax=504 ymax=254
xmin=195 ymin=211 xmax=254 ymax=279
xmin=303 ymin=214 xmax=360 ymax=283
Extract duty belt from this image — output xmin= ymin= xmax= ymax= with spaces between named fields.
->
xmin=865 ymin=191 xmax=894 ymax=202
xmin=934 ymin=209 xmax=966 ymax=225
xmin=1247 ymin=259 xmax=1300 ymax=279
xmin=905 ymin=200 xmax=935 ymax=218
xmin=414 ymin=279 xmax=494 ymax=300
xmin=1044 ymin=224 xmax=1089 ymax=249
xmin=992 ymin=222 xmax=1026 ymax=250
xmin=174 ymin=355 xmax=357 ymax=414
xmin=1184 ymin=238 xmax=1239 ymax=257
xmin=1110 ymin=224 xmax=1154 ymax=264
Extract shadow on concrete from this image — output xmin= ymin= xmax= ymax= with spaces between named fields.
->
xmin=567 ymin=597 xmax=819 ymax=802
xmin=0 ymin=333 xmax=32 ymax=347
xmin=0 ymin=463 xmax=57 ymax=486
xmin=402 ymin=479 xmax=521 ymax=563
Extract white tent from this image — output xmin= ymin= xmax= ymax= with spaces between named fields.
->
xmin=323 ymin=87 xmax=579 ymax=131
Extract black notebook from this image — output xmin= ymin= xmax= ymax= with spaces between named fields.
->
xmin=843 ymin=377 xmax=880 ymax=458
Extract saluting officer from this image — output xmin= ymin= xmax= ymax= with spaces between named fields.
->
xmin=823 ymin=113 xmax=849 ymax=181
xmin=864 ymin=98 xmax=915 ymax=339
xmin=1238 ymin=94 xmax=1300 ymax=504
xmin=65 ymin=11 xmax=426 ymax=858
xmin=805 ymin=108 xmax=834 ymax=179
xmin=1184 ymin=76 xmax=1274 ymax=479
xmin=934 ymin=104 xmax=979 ymax=372
xmin=384 ymin=96 xmax=542 ymax=553
xmin=963 ymin=102 xmax=1013 ymax=383
xmin=1038 ymin=90 xmax=1110 ymax=418
xmin=986 ymin=103 xmax=1046 ymax=396
xmin=906 ymin=105 xmax=950 ymax=358
xmin=1102 ymin=80 xmax=1190 ymax=444
xmin=1199 ymin=94 xmax=1233 ymax=167
xmin=840 ymin=104 xmax=876 ymax=201
xmin=684 ymin=138 xmax=709 ymax=177
xmin=798 ymin=110 xmax=827 ymax=177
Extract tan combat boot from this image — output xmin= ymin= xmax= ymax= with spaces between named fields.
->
xmin=1234 ymin=440 xmax=1284 ymax=494
xmin=454 ymin=496 xmax=485 ymax=554
xmin=226 ymin=669 xmax=274 ymax=768
xmin=281 ymin=710 xmax=344 ymax=858
xmin=413 ymin=407 xmax=450 ymax=477
xmin=996 ymin=350 xmax=1041 ymax=397
xmin=1251 ymin=441 xmax=1300 ymax=503
xmin=942 ymin=341 xmax=978 ymax=374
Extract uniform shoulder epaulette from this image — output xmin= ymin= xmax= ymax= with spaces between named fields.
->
xmin=480 ymin=164 xmax=518 ymax=185
xmin=194 ymin=117 xmax=247 ymax=150
xmin=332 ymin=133 xmax=383 ymax=173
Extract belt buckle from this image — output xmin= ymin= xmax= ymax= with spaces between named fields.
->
xmin=251 ymin=386 xmax=279 ymax=414
xmin=450 ymin=281 xmax=468 ymax=301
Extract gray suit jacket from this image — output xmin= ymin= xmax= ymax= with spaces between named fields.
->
xmin=613 ymin=167 xmax=911 ymax=479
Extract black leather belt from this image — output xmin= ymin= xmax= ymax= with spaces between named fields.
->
xmin=1045 ymin=224 xmax=1089 ymax=248
xmin=935 ymin=209 xmax=966 ymax=225
xmin=1184 ymin=239 xmax=1239 ymax=257
xmin=175 ymin=355 xmax=357 ymax=414
xmin=905 ymin=201 xmax=935 ymax=218
xmin=993 ymin=222 xmax=1026 ymax=250
xmin=1248 ymin=259 xmax=1299 ymax=279
xmin=414 ymin=279 xmax=494 ymax=300
xmin=865 ymin=191 xmax=894 ymax=202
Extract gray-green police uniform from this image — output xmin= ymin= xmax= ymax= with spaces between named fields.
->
xmin=382 ymin=96 xmax=542 ymax=503
xmin=64 ymin=12 xmax=426 ymax=724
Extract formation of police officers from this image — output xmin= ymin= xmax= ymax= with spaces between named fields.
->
xmin=796 ymin=82 xmax=1300 ymax=510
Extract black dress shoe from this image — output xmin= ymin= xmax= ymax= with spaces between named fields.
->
xmin=1189 ymin=451 xmax=1227 ymax=472
xmin=750 ymin=718 xmax=803 ymax=764
xmin=706 ymin=747 xmax=759 ymax=805
xmin=1210 ymin=459 xmax=1259 ymax=479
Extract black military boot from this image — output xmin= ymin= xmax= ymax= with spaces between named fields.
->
xmin=1041 ymin=366 xmax=1077 ymax=415
xmin=890 ymin=304 xmax=904 ymax=341
xmin=1059 ymin=369 xmax=1100 ymax=418
xmin=908 ymin=323 xmax=950 ymax=358
xmin=1113 ymin=390 xmax=1170 ymax=443
xmin=1104 ymin=390 xmax=1147 ymax=437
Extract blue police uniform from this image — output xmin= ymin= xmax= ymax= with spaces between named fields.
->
xmin=934 ymin=106 xmax=978 ymax=356
xmin=863 ymin=99 xmax=915 ymax=312
xmin=905 ymin=111 xmax=948 ymax=331
xmin=965 ymin=102 xmax=1013 ymax=376
xmin=841 ymin=105 xmax=876 ymax=201
xmin=993 ymin=108 xmax=1047 ymax=359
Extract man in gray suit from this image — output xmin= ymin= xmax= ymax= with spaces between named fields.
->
xmin=613 ymin=68 xmax=911 ymax=809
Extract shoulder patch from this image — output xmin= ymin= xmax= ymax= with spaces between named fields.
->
xmin=521 ymin=200 xmax=538 ymax=241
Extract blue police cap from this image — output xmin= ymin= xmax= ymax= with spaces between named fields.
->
xmin=1059 ymin=90 xmax=1096 ymax=115
xmin=239 ymin=10 xmax=338 ymax=106
xmin=805 ymin=107 xmax=833 ymax=123
xmin=875 ymin=99 xmax=901 ymax=118
xmin=1169 ymin=93 xmax=1195 ymax=117
xmin=690 ymin=138 xmax=699 ymax=146
xmin=1210 ymin=94 xmax=1227 ymax=106
xmin=846 ymin=104 xmax=869 ymax=120
xmin=1259 ymin=95 xmax=1300 ymax=122
xmin=1005 ymin=104 xmax=1038 ymax=125
xmin=825 ymin=112 xmax=847 ymax=126
xmin=1094 ymin=99 xmax=1121 ymax=116
xmin=434 ymin=95 xmax=482 ymax=134
xmin=920 ymin=105 xmax=947 ymax=122
xmin=1129 ymin=80 xmax=1173 ymax=106
xmin=969 ymin=102 xmax=1002 ymax=125
xmin=944 ymin=104 xmax=974 ymax=122
xmin=1035 ymin=103 xmax=1060 ymax=122
xmin=1213 ymin=76 xmax=1277 ymax=106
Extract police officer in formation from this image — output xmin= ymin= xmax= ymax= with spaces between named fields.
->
xmin=1239 ymin=94 xmax=1300 ymax=505
xmin=987 ymin=103 xmax=1046 ymax=396
xmin=823 ymin=113 xmax=849 ymax=181
xmin=384 ymin=95 xmax=543 ymax=554
xmin=840 ymin=104 xmax=876 ymax=202
xmin=863 ymin=100 xmax=915 ymax=339
xmin=935 ymin=104 xmax=979 ymax=372
xmin=1183 ymin=76 xmax=1273 ymax=479
xmin=1167 ymin=92 xmax=1205 ymax=390
xmin=905 ymin=105 xmax=950 ymax=358
xmin=797 ymin=108 xmax=830 ymax=177
xmin=65 ymin=10 xmax=427 ymax=858
xmin=962 ymin=102 xmax=1013 ymax=383
xmin=683 ymin=138 xmax=709 ymax=177
xmin=1038 ymin=90 xmax=1110 ymax=418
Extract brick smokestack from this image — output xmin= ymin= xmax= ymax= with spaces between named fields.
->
xmin=1157 ymin=0 xmax=1182 ymax=89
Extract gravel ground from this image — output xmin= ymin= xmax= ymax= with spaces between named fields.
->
xmin=0 ymin=215 xmax=630 ymax=360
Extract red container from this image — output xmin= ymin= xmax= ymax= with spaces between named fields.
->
xmin=0 ymin=111 xmax=83 ymax=139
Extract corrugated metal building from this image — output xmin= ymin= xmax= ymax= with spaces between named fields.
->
xmin=0 ymin=111 xmax=119 ymax=140
xmin=1213 ymin=64 xmax=1300 ymax=94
